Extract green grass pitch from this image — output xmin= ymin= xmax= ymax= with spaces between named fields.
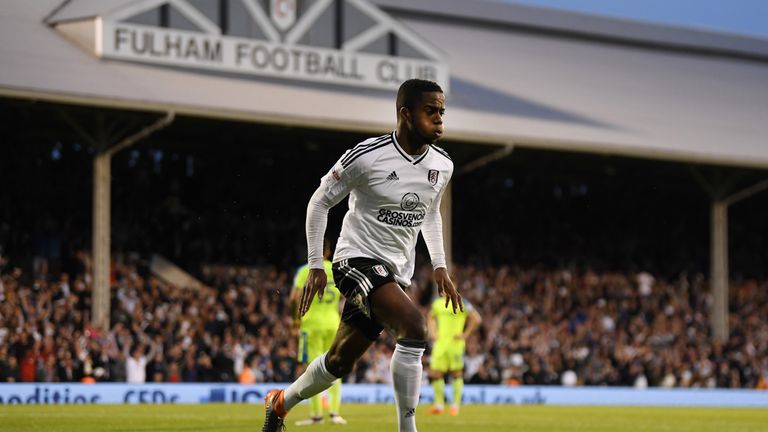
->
xmin=1 ymin=403 xmax=766 ymax=431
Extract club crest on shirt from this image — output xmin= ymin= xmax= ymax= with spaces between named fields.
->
xmin=400 ymin=192 xmax=420 ymax=211
xmin=332 ymin=170 xmax=341 ymax=181
xmin=372 ymin=265 xmax=389 ymax=277
xmin=428 ymin=169 xmax=439 ymax=185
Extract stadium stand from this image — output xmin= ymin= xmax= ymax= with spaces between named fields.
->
xmin=1 ymin=253 xmax=766 ymax=389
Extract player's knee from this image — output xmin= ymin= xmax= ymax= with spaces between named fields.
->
xmin=401 ymin=311 xmax=427 ymax=342
xmin=325 ymin=351 xmax=354 ymax=378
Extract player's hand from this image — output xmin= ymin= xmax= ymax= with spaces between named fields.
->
xmin=435 ymin=267 xmax=463 ymax=314
xmin=299 ymin=268 xmax=327 ymax=316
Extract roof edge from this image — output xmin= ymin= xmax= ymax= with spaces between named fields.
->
xmin=4 ymin=86 xmax=768 ymax=171
xmin=372 ymin=0 xmax=768 ymax=62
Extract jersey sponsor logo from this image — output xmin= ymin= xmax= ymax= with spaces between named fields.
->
xmin=386 ymin=171 xmax=399 ymax=181
xmin=400 ymin=192 xmax=420 ymax=211
xmin=428 ymin=169 xmax=439 ymax=185
xmin=377 ymin=209 xmax=424 ymax=227
xmin=372 ymin=265 xmax=389 ymax=277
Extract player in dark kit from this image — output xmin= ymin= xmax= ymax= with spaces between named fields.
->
xmin=262 ymin=79 xmax=463 ymax=432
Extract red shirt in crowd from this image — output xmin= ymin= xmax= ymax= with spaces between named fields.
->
xmin=20 ymin=350 xmax=37 ymax=382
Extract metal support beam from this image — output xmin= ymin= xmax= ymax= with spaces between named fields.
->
xmin=441 ymin=143 xmax=514 ymax=272
xmin=707 ymin=177 xmax=768 ymax=343
xmin=90 ymin=111 xmax=175 ymax=330
xmin=723 ymin=178 xmax=768 ymax=206
xmin=710 ymin=200 xmax=728 ymax=342
xmin=440 ymin=144 xmax=515 ymax=270
xmin=456 ymin=144 xmax=514 ymax=176
xmin=92 ymin=152 xmax=112 ymax=330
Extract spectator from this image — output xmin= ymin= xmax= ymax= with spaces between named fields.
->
xmin=125 ymin=342 xmax=157 ymax=384
xmin=1 ymin=253 xmax=766 ymax=389
xmin=167 ymin=362 xmax=181 ymax=383
xmin=57 ymin=351 xmax=81 ymax=382
xmin=146 ymin=351 xmax=167 ymax=383
xmin=2 ymin=355 xmax=21 ymax=382
xmin=195 ymin=353 xmax=216 ymax=382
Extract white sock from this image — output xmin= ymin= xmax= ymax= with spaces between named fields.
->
xmin=390 ymin=342 xmax=425 ymax=432
xmin=284 ymin=352 xmax=338 ymax=411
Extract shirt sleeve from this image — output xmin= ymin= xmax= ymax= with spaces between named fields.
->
xmin=306 ymin=152 xmax=365 ymax=269
xmin=421 ymin=170 xmax=452 ymax=270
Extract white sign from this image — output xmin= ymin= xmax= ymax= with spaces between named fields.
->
xmin=270 ymin=0 xmax=297 ymax=31
xmin=95 ymin=0 xmax=449 ymax=91
xmin=2 ymin=383 xmax=768 ymax=406
xmin=100 ymin=22 xmax=448 ymax=91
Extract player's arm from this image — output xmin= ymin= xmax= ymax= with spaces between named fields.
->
xmin=289 ymin=285 xmax=300 ymax=315
xmin=145 ymin=336 xmax=159 ymax=360
xmin=290 ymin=267 xmax=308 ymax=330
xmin=422 ymin=173 xmax=463 ymax=314
xmin=462 ymin=308 xmax=482 ymax=340
xmin=121 ymin=339 xmax=131 ymax=359
xmin=289 ymin=283 xmax=302 ymax=333
xmin=300 ymin=152 xmax=363 ymax=316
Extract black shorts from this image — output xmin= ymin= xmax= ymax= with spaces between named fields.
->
xmin=332 ymin=257 xmax=399 ymax=341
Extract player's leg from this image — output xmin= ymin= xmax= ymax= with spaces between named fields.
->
xmin=295 ymin=330 xmax=310 ymax=377
xmin=428 ymin=342 xmax=448 ymax=414
xmin=286 ymin=321 xmax=372 ymax=408
xmin=293 ymin=329 xmax=324 ymax=426
xmin=322 ymin=329 xmax=346 ymax=424
xmin=263 ymin=321 xmax=374 ymax=431
xmin=447 ymin=346 xmax=465 ymax=416
xmin=368 ymin=282 xmax=429 ymax=432
xmin=430 ymin=373 xmax=446 ymax=414
xmin=263 ymin=260 xmax=382 ymax=432
xmin=448 ymin=370 xmax=464 ymax=416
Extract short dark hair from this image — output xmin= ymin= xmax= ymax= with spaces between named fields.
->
xmin=396 ymin=79 xmax=443 ymax=111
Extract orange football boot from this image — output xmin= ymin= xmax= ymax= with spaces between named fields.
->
xmin=428 ymin=405 xmax=444 ymax=416
xmin=262 ymin=389 xmax=287 ymax=432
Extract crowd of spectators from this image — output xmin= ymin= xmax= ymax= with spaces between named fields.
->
xmin=4 ymin=99 xmax=767 ymax=392
xmin=1 ymin=252 xmax=766 ymax=390
xmin=441 ymin=266 xmax=768 ymax=389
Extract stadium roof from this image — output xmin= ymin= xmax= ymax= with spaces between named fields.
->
xmin=1 ymin=0 xmax=768 ymax=168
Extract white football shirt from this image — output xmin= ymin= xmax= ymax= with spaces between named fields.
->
xmin=312 ymin=132 xmax=453 ymax=286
